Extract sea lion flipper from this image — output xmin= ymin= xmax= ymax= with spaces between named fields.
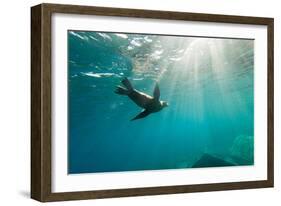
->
xmin=115 ymin=86 xmax=129 ymax=95
xmin=153 ymin=83 xmax=160 ymax=100
xmin=131 ymin=110 xmax=150 ymax=121
xmin=122 ymin=77 xmax=134 ymax=91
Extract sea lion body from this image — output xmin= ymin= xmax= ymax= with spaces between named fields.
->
xmin=128 ymin=89 xmax=153 ymax=108
xmin=115 ymin=78 xmax=168 ymax=120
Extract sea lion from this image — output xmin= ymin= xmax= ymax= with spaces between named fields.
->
xmin=115 ymin=77 xmax=168 ymax=121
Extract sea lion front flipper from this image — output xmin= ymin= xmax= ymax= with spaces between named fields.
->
xmin=131 ymin=110 xmax=150 ymax=121
xmin=153 ymin=83 xmax=160 ymax=100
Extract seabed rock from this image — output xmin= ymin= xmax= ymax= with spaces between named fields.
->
xmin=230 ymin=135 xmax=254 ymax=165
xmin=192 ymin=153 xmax=235 ymax=168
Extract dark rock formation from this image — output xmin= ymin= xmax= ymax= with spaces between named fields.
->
xmin=192 ymin=154 xmax=236 ymax=168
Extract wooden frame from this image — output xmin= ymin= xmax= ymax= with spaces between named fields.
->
xmin=31 ymin=3 xmax=274 ymax=202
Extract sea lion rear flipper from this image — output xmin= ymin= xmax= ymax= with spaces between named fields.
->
xmin=131 ymin=110 xmax=150 ymax=121
xmin=122 ymin=77 xmax=134 ymax=91
xmin=114 ymin=86 xmax=129 ymax=95
xmin=153 ymin=83 xmax=160 ymax=100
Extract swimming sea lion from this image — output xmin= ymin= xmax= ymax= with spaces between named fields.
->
xmin=115 ymin=77 xmax=168 ymax=121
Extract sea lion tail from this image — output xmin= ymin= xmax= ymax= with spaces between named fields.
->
xmin=121 ymin=77 xmax=134 ymax=91
xmin=115 ymin=86 xmax=129 ymax=95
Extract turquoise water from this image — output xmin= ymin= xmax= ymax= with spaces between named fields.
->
xmin=68 ymin=31 xmax=254 ymax=174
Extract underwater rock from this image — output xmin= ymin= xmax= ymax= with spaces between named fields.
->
xmin=230 ymin=135 xmax=254 ymax=165
xmin=192 ymin=154 xmax=235 ymax=168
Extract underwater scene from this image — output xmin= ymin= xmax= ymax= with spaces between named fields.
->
xmin=68 ymin=30 xmax=254 ymax=174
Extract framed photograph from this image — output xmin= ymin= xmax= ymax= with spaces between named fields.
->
xmin=31 ymin=3 xmax=274 ymax=202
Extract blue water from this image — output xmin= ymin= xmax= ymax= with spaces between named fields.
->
xmin=68 ymin=31 xmax=254 ymax=174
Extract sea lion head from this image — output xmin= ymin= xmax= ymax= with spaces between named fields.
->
xmin=161 ymin=101 xmax=168 ymax=108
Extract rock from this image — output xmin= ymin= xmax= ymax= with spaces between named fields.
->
xmin=230 ymin=135 xmax=254 ymax=165
xmin=192 ymin=153 xmax=235 ymax=168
